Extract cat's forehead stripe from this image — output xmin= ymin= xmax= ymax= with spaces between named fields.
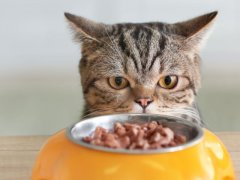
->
xmin=118 ymin=33 xmax=140 ymax=72
xmin=130 ymin=26 xmax=153 ymax=61
xmin=116 ymin=24 xmax=167 ymax=74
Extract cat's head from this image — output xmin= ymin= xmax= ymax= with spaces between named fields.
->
xmin=65 ymin=11 xmax=217 ymax=119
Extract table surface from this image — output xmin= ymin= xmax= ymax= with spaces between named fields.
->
xmin=0 ymin=132 xmax=239 ymax=180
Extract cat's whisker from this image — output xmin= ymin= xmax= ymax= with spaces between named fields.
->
xmin=82 ymin=105 xmax=133 ymax=119
xmin=97 ymin=40 xmax=125 ymax=72
xmin=157 ymin=106 xmax=201 ymax=122
xmin=82 ymin=109 xmax=110 ymax=119
xmin=83 ymin=108 xmax=107 ymax=114
xmin=84 ymin=107 xmax=115 ymax=114
xmin=124 ymin=33 xmax=141 ymax=68
xmin=100 ymin=41 xmax=119 ymax=58
xmin=82 ymin=105 xmax=123 ymax=119
xmin=104 ymin=27 xmax=126 ymax=63
xmin=95 ymin=28 xmax=125 ymax=65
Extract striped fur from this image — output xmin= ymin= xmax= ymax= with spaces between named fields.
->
xmin=65 ymin=11 xmax=218 ymax=126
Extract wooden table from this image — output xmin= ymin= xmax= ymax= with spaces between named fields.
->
xmin=0 ymin=132 xmax=239 ymax=180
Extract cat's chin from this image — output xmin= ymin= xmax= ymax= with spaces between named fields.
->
xmin=141 ymin=109 xmax=155 ymax=114
xmin=128 ymin=110 xmax=158 ymax=115
xmin=129 ymin=103 xmax=159 ymax=114
xmin=141 ymin=110 xmax=158 ymax=114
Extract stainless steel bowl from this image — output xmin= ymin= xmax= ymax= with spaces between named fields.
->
xmin=66 ymin=114 xmax=203 ymax=154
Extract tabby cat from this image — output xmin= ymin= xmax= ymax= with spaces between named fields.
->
xmin=64 ymin=11 xmax=217 ymax=126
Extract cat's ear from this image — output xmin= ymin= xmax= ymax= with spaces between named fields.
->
xmin=171 ymin=11 xmax=218 ymax=51
xmin=64 ymin=12 xmax=110 ymax=42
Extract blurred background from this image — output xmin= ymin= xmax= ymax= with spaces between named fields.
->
xmin=0 ymin=0 xmax=239 ymax=135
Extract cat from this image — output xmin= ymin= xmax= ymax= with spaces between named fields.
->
xmin=64 ymin=11 xmax=217 ymax=126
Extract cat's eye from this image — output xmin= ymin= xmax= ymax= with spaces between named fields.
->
xmin=159 ymin=75 xmax=178 ymax=89
xmin=108 ymin=77 xmax=129 ymax=90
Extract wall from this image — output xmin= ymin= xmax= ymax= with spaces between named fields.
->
xmin=0 ymin=0 xmax=239 ymax=135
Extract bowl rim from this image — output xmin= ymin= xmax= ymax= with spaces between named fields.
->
xmin=66 ymin=113 xmax=204 ymax=154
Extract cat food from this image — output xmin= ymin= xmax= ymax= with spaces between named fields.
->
xmin=82 ymin=121 xmax=187 ymax=150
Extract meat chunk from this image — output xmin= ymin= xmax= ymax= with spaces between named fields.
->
xmin=82 ymin=121 xmax=187 ymax=150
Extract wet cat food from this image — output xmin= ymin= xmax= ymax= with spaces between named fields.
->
xmin=82 ymin=121 xmax=187 ymax=150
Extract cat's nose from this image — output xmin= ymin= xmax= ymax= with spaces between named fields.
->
xmin=135 ymin=97 xmax=153 ymax=109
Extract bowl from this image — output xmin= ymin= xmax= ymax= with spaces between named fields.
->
xmin=32 ymin=114 xmax=235 ymax=180
xmin=67 ymin=114 xmax=203 ymax=154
